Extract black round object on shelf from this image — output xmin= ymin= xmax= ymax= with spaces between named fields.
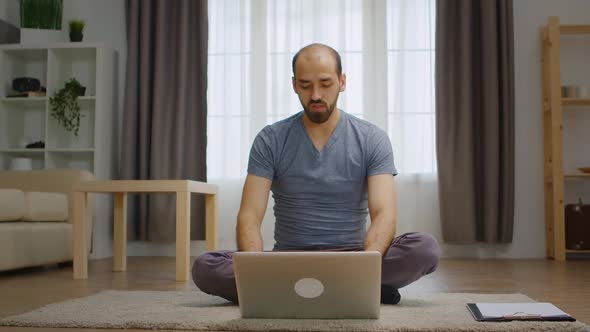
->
xmin=12 ymin=77 xmax=41 ymax=92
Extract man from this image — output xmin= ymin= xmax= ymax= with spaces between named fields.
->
xmin=193 ymin=43 xmax=441 ymax=305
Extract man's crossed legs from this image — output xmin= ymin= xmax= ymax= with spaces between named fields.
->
xmin=192 ymin=232 xmax=441 ymax=304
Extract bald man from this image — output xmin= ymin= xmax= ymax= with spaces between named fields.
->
xmin=192 ymin=44 xmax=441 ymax=305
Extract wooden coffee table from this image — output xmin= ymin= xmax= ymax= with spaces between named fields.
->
xmin=72 ymin=180 xmax=218 ymax=281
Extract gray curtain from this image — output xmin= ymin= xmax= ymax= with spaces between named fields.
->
xmin=121 ymin=0 xmax=208 ymax=242
xmin=435 ymin=0 xmax=514 ymax=243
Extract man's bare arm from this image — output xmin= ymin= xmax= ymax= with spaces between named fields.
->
xmin=236 ymin=174 xmax=272 ymax=251
xmin=364 ymin=174 xmax=397 ymax=255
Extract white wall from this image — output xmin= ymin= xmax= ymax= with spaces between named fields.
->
xmin=0 ymin=0 xmax=18 ymax=27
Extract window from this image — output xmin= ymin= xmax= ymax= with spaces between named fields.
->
xmin=207 ymin=0 xmax=436 ymax=179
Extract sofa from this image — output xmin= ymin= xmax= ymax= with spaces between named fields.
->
xmin=0 ymin=168 xmax=94 ymax=271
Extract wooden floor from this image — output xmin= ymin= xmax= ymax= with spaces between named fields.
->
xmin=0 ymin=257 xmax=589 ymax=331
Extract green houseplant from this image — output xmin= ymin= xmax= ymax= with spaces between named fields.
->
xmin=50 ymin=78 xmax=85 ymax=137
xmin=20 ymin=0 xmax=63 ymax=29
xmin=69 ymin=19 xmax=85 ymax=42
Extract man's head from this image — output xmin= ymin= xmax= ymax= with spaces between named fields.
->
xmin=292 ymin=44 xmax=346 ymax=124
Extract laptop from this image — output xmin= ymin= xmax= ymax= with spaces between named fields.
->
xmin=233 ymin=251 xmax=381 ymax=319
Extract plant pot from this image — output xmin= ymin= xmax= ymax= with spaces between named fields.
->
xmin=21 ymin=28 xmax=65 ymax=43
xmin=69 ymin=31 xmax=83 ymax=42
xmin=77 ymin=86 xmax=86 ymax=97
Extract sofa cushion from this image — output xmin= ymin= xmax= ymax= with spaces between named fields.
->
xmin=22 ymin=191 xmax=69 ymax=222
xmin=0 ymin=222 xmax=72 ymax=271
xmin=0 ymin=189 xmax=25 ymax=221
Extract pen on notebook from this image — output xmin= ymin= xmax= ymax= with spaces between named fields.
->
xmin=502 ymin=312 xmax=543 ymax=319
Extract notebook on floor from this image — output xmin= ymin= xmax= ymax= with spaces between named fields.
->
xmin=467 ymin=302 xmax=576 ymax=321
xmin=233 ymin=251 xmax=381 ymax=319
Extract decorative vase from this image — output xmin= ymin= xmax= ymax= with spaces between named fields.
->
xmin=10 ymin=158 xmax=33 ymax=170
xmin=20 ymin=28 xmax=65 ymax=43
xmin=69 ymin=31 xmax=83 ymax=42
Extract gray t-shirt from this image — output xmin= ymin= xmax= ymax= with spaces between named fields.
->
xmin=247 ymin=110 xmax=397 ymax=250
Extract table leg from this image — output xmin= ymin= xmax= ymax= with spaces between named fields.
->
xmin=113 ymin=192 xmax=127 ymax=272
xmin=73 ymin=191 xmax=88 ymax=279
xmin=176 ymin=191 xmax=191 ymax=281
xmin=205 ymin=194 xmax=218 ymax=250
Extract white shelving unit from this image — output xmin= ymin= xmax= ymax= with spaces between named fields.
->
xmin=0 ymin=43 xmax=117 ymax=259
xmin=0 ymin=43 xmax=116 ymax=180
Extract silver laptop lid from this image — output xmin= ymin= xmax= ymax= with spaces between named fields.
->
xmin=233 ymin=251 xmax=381 ymax=319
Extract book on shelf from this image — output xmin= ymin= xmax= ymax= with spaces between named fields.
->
xmin=6 ymin=91 xmax=47 ymax=98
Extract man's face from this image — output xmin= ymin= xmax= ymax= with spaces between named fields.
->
xmin=292 ymin=50 xmax=346 ymax=124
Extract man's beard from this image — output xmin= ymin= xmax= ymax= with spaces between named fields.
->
xmin=303 ymin=98 xmax=338 ymax=124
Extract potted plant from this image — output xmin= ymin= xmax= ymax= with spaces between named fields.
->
xmin=20 ymin=0 xmax=63 ymax=30
xmin=19 ymin=0 xmax=63 ymax=43
xmin=69 ymin=19 xmax=85 ymax=42
xmin=50 ymin=78 xmax=86 ymax=137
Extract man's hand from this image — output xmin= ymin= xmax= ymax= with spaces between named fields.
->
xmin=236 ymin=174 xmax=272 ymax=251
xmin=364 ymin=174 xmax=396 ymax=255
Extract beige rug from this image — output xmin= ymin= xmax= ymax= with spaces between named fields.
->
xmin=0 ymin=290 xmax=588 ymax=332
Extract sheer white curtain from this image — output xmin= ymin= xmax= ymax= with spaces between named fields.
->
xmin=207 ymin=0 xmax=441 ymax=249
